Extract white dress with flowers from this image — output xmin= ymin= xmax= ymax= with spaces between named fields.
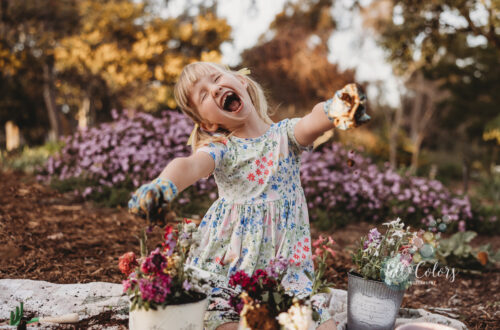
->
xmin=188 ymin=118 xmax=330 ymax=329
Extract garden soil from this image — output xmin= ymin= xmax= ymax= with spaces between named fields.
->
xmin=0 ymin=170 xmax=498 ymax=329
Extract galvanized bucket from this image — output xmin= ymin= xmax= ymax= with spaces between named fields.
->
xmin=347 ymin=272 xmax=405 ymax=330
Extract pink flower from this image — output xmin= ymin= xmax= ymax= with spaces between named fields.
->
xmin=122 ymin=277 xmax=137 ymax=293
xmin=326 ymin=247 xmax=336 ymax=257
xmin=458 ymin=220 xmax=466 ymax=232
xmin=138 ymin=274 xmax=171 ymax=303
xmin=141 ymin=248 xmax=167 ymax=275
xmin=313 ymin=235 xmax=325 ymax=248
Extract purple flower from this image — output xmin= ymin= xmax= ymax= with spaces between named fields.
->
xmin=182 ymin=280 xmax=192 ymax=291
xmin=265 ymin=256 xmax=288 ymax=278
xmin=368 ymin=228 xmax=381 ymax=242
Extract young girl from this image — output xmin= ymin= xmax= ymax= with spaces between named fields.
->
xmin=128 ymin=62 xmax=370 ymax=330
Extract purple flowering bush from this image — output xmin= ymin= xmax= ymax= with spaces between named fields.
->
xmin=38 ymin=111 xmax=473 ymax=230
xmin=37 ymin=110 xmax=216 ymax=209
xmin=300 ymin=143 xmax=473 ymax=230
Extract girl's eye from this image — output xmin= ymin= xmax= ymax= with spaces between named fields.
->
xmin=214 ymin=75 xmax=221 ymax=82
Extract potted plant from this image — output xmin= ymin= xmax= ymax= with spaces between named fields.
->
xmin=229 ymin=236 xmax=336 ymax=330
xmin=348 ymin=218 xmax=418 ymax=330
xmin=228 ymin=258 xmax=298 ymax=330
xmin=119 ymin=220 xmax=208 ymax=330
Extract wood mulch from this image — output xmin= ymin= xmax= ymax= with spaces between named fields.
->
xmin=0 ymin=170 xmax=498 ymax=329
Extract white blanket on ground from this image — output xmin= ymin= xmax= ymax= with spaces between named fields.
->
xmin=0 ymin=279 xmax=467 ymax=329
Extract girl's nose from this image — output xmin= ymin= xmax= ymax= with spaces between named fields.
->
xmin=212 ymin=86 xmax=222 ymax=98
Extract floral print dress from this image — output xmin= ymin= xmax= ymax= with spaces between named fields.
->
xmin=187 ymin=118 xmax=330 ymax=329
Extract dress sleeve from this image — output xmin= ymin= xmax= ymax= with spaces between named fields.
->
xmin=284 ymin=118 xmax=312 ymax=154
xmin=196 ymin=141 xmax=228 ymax=170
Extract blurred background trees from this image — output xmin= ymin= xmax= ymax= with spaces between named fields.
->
xmin=242 ymin=0 xmax=355 ymax=118
xmin=0 ymin=0 xmax=230 ymax=144
xmin=370 ymin=0 xmax=500 ymax=183
xmin=0 ymin=0 xmax=498 ymax=228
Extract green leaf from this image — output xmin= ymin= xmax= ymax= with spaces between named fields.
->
xmin=304 ymin=270 xmax=313 ymax=281
xmin=273 ymin=292 xmax=283 ymax=305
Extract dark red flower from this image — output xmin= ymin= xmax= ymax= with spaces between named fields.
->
xmin=229 ymin=270 xmax=250 ymax=288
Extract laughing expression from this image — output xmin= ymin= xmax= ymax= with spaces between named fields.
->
xmin=191 ymin=70 xmax=252 ymax=132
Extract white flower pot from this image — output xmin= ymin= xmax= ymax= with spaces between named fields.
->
xmin=129 ymin=297 xmax=209 ymax=330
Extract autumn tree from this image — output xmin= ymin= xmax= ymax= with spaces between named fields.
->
xmin=0 ymin=0 xmax=231 ymax=143
xmin=0 ymin=0 xmax=80 ymax=141
xmin=55 ymin=0 xmax=231 ymax=129
xmin=241 ymin=0 xmax=355 ymax=120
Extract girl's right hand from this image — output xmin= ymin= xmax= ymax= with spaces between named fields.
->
xmin=323 ymin=83 xmax=370 ymax=130
xmin=128 ymin=178 xmax=178 ymax=223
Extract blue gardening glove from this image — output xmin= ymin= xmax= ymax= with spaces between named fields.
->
xmin=323 ymin=83 xmax=370 ymax=130
xmin=128 ymin=178 xmax=178 ymax=224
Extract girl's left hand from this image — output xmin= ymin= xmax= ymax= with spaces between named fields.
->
xmin=323 ymin=83 xmax=371 ymax=130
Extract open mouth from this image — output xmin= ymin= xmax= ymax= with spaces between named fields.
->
xmin=222 ymin=92 xmax=242 ymax=112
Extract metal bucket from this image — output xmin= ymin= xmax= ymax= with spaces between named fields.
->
xmin=347 ymin=272 xmax=405 ymax=330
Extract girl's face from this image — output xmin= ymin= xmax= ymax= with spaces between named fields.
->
xmin=190 ymin=69 xmax=254 ymax=133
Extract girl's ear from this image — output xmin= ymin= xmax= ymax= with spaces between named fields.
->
xmin=200 ymin=122 xmax=219 ymax=133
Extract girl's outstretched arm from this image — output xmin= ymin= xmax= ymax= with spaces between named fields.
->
xmin=294 ymin=101 xmax=332 ymax=147
xmin=128 ymin=152 xmax=215 ymax=222
xmin=158 ymin=151 xmax=215 ymax=193
xmin=294 ymin=84 xmax=370 ymax=147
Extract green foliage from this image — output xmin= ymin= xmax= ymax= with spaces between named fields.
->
xmin=0 ymin=141 xmax=64 ymax=173
xmin=9 ymin=302 xmax=23 ymax=326
xmin=466 ymin=171 xmax=500 ymax=235
xmin=437 ymin=231 xmax=500 ymax=270
xmin=477 ymin=172 xmax=500 ymax=204
xmin=48 ymin=176 xmax=130 ymax=207
xmin=375 ymin=0 xmax=500 ymax=146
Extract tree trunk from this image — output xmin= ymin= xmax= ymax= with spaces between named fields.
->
xmin=78 ymin=94 xmax=91 ymax=130
xmin=462 ymin=159 xmax=470 ymax=194
xmin=42 ymin=60 xmax=61 ymax=141
xmin=409 ymin=82 xmax=424 ymax=174
xmin=5 ymin=121 xmax=20 ymax=151
xmin=411 ymin=134 xmax=423 ymax=174
xmin=389 ymin=104 xmax=403 ymax=168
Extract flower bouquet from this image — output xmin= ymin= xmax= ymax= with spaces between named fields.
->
xmin=348 ymin=218 xmax=419 ymax=330
xmin=228 ymin=258 xmax=317 ymax=330
xmin=119 ymin=220 xmax=208 ymax=330
xmin=229 ymin=237 xmax=336 ymax=330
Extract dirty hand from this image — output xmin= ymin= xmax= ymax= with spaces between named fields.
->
xmin=128 ymin=178 xmax=178 ymax=223
xmin=323 ymin=83 xmax=371 ymax=130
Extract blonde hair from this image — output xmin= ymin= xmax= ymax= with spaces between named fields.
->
xmin=174 ymin=62 xmax=273 ymax=151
